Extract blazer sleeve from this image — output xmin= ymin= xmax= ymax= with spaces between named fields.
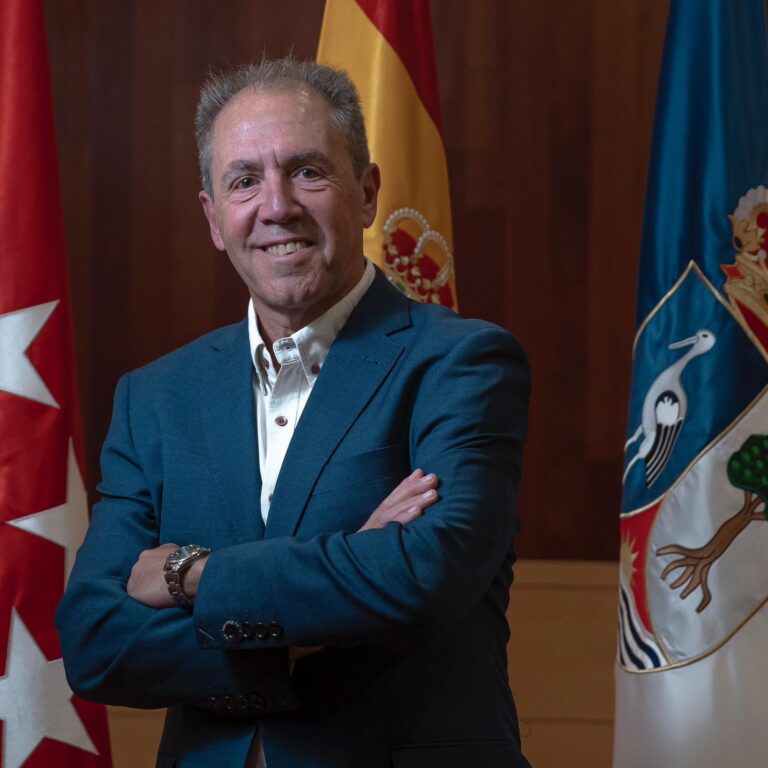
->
xmin=192 ymin=325 xmax=531 ymax=649
xmin=55 ymin=374 xmax=295 ymax=710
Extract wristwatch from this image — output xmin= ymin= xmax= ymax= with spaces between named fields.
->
xmin=164 ymin=544 xmax=211 ymax=607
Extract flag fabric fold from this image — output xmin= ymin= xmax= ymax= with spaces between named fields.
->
xmin=317 ymin=0 xmax=457 ymax=308
xmin=0 ymin=1 xmax=112 ymax=766
xmin=615 ymin=1 xmax=768 ymax=765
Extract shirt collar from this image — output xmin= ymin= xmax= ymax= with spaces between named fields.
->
xmin=248 ymin=259 xmax=375 ymax=392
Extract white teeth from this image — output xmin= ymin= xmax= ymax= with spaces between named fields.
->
xmin=265 ymin=241 xmax=308 ymax=256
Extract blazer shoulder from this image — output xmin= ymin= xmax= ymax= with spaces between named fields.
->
xmin=408 ymin=301 xmax=527 ymax=358
xmin=123 ymin=319 xmax=247 ymax=389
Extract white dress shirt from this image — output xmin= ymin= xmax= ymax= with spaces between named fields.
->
xmin=248 ymin=260 xmax=375 ymax=526
xmin=245 ymin=259 xmax=374 ymax=767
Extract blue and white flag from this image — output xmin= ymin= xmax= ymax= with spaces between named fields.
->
xmin=615 ymin=1 xmax=768 ymax=765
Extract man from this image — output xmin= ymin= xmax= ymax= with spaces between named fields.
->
xmin=57 ymin=58 xmax=531 ymax=768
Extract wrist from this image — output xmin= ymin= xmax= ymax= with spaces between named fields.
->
xmin=181 ymin=555 xmax=209 ymax=600
xmin=163 ymin=544 xmax=211 ymax=607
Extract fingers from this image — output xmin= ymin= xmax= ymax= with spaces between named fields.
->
xmin=380 ymin=489 xmax=438 ymax=524
xmin=359 ymin=471 xmax=440 ymax=532
xmin=377 ymin=469 xmax=438 ymax=510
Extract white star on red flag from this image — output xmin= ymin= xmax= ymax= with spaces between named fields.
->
xmin=0 ymin=301 xmax=60 ymax=408
xmin=0 ymin=610 xmax=98 ymax=768
xmin=8 ymin=439 xmax=88 ymax=581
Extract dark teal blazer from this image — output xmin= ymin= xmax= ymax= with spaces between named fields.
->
xmin=57 ymin=271 xmax=532 ymax=768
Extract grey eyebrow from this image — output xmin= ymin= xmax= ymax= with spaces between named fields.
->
xmin=221 ymin=160 xmax=263 ymax=186
xmin=220 ymin=150 xmax=333 ymax=188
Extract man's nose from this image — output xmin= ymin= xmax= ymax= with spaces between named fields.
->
xmin=258 ymin=174 xmax=302 ymax=223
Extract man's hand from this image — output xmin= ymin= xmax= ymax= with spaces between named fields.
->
xmin=358 ymin=468 xmax=439 ymax=532
xmin=292 ymin=469 xmax=439 ymax=661
xmin=127 ymin=542 xmax=178 ymax=608
xmin=127 ymin=469 xmax=438 ymax=609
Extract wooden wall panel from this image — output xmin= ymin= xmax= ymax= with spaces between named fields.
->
xmin=44 ymin=0 xmax=669 ymax=560
xmin=507 ymin=563 xmax=618 ymax=764
xmin=431 ymin=0 xmax=668 ymax=558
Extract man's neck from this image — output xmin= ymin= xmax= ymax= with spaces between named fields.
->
xmin=252 ymin=263 xmax=367 ymax=354
xmin=255 ymin=300 xmax=331 ymax=359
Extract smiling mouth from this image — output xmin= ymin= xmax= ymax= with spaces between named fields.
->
xmin=263 ymin=240 xmax=311 ymax=256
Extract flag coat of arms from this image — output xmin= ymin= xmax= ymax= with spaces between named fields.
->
xmin=0 ymin=1 xmax=112 ymax=765
xmin=614 ymin=1 xmax=768 ymax=765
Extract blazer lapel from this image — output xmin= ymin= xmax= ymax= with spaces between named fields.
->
xmin=198 ymin=319 xmax=265 ymax=544
xmin=265 ymin=273 xmax=412 ymax=538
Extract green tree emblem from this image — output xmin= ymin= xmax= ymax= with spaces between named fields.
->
xmin=656 ymin=434 xmax=767 ymax=612
xmin=727 ymin=435 xmax=768 ymax=517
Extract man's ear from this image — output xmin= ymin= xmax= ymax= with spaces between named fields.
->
xmin=361 ymin=163 xmax=381 ymax=229
xmin=199 ymin=191 xmax=226 ymax=251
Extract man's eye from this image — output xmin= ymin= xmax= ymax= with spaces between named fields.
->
xmin=297 ymin=167 xmax=320 ymax=180
xmin=237 ymin=177 xmax=255 ymax=189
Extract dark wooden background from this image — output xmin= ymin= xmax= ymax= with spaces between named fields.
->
xmin=43 ymin=0 xmax=669 ymax=560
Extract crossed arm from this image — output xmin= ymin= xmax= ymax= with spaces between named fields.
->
xmin=126 ymin=469 xmax=439 ymax=608
xmin=57 ymin=325 xmax=529 ymax=709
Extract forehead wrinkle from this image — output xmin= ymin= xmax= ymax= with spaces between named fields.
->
xmin=212 ymin=90 xmax=350 ymax=190
xmin=289 ymin=148 xmax=333 ymax=167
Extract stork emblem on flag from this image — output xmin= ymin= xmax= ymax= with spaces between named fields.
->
xmin=618 ymin=196 xmax=768 ymax=672
xmin=622 ymin=329 xmax=716 ymax=486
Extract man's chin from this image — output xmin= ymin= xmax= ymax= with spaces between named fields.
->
xmin=251 ymin=277 xmax=329 ymax=322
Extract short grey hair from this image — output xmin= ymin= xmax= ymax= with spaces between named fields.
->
xmin=195 ymin=57 xmax=370 ymax=198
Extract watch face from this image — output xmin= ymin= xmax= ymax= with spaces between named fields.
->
xmin=165 ymin=544 xmax=208 ymax=570
xmin=167 ymin=545 xmax=195 ymax=568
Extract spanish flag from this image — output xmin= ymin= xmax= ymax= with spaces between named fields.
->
xmin=317 ymin=0 xmax=457 ymax=309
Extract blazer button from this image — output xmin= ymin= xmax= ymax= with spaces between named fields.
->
xmin=236 ymin=695 xmax=249 ymax=712
xmin=222 ymin=696 xmax=235 ymax=711
xmin=222 ymin=619 xmax=243 ymax=643
xmin=241 ymin=621 xmax=253 ymax=640
xmin=206 ymin=696 xmax=221 ymax=712
xmin=254 ymin=622 xmax=268 ymax=640
xmin=251 ymin=694 xmax=266 ymax=711
xmin=268 ymin=620 xmax=284 ymax=640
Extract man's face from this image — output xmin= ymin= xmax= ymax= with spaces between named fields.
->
xmin=199 ymin=87 xmax=379 ymax=333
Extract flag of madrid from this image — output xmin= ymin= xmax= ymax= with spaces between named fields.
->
xmin=0 ymin=1 xmax=112 ymax=766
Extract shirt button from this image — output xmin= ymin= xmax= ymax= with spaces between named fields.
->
xmin=263 ymin=357 xmax=270 ymax=369
xmin=268 ymin=494 xmax=273 ymax=503
xmin=275 ymin=415 xmax=288 ymax=427
xmin=310 ymin=363 xmax=321 ymax=375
